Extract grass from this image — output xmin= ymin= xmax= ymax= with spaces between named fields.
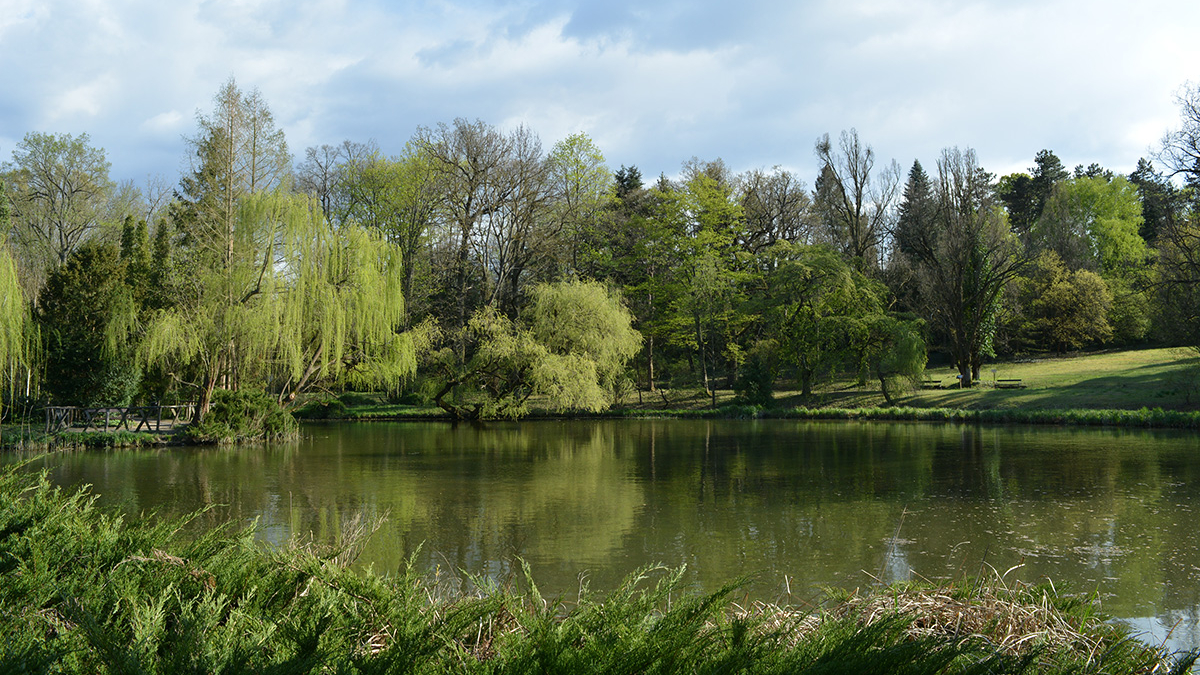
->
xmin=625 ymin=347 xmax=1200 ymax=413
xmin=294 ymin=347 xmax=1200 ymax=429
xmin=1 ymin=461 xmax=1194 ymax=674
xmin=888 ymin=348 xmax=1200 ymax=412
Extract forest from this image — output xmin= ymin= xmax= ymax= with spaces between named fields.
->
xmin=3 ymin=77 xmax=1200 ymax=423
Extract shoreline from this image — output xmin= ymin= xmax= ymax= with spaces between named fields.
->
xmin=297 ymin=404 xmax=1200 ymax=429
xmin=7 ymin=404 xmax=1199 ymax=451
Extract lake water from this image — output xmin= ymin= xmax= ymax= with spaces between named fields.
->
xmin=12 ymin=419 xmax=1200 ymax=651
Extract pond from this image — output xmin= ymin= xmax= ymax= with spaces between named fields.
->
xmin=13 ymin=419 xmax=1200 ymax=651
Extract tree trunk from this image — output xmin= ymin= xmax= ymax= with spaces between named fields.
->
xmin=878 ymin=369 xmax=895 ymax=406
xmin=801 ymin=368 xmax=814 ymax=398
xmin=647 ymin=334 xmax=656 ymax=392
xmin=197 ymin=374 xmax=218 ymax=422
xmin=695 ymin=315 xmax=710 ymax=395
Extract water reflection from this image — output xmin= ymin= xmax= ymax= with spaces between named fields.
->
xmin=11 ymin=419 xmax=1200 ymax=648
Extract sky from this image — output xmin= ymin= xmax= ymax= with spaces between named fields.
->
xmin=2 ymin=0 xmax=1198 ymax=190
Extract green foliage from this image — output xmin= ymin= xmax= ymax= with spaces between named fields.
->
xmin=762 ymin=242 xmax=918 ymax=397
xmin=1015 ymin=251 xmax=1114 ymax=352
xmin=340 ymin=147 xmax=438 ymax=321
xmin=428 ymin=280 xmax=642 ymax=420
xmin=734 ymin=340 xmax=778 ymax=406
xmin=527 ymin=278 xmax=643 ymax=393
xmin=36 ymin=242 xmax=141 ymax=406
xmin=996 ymin=172 xmax=1037 ymax=237
xmin=857 ymin=313 xmax=927 ymax=404
xmin=0 ymin=234 xmax=30 ymax=405
xmin=292 ymin=396 xmax=349 ymax=420
xmin=1034 ymin=176 xmax=1148 ymax=276
xmin=183 ymin=388 xmax=297 ymax=443
xmin=142 ymin=189 xmax=416 ymax=415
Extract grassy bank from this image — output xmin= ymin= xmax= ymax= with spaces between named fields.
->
xmin=613 ymin=405 xmax=1200 ymax=429
xmin=1 ymin=463 xmax=1193 ymax=674
xmin=614 ymin=347 xmax=1200 ymax=414
xmin=295 ymin=348 xmax=1200 ymax=429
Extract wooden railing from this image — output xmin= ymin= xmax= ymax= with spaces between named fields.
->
xmin=45 ymin=404 xmax=197 ymax=434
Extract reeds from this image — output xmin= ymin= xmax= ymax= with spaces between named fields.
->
xmin=1 ymin=462 xmax=1194 ymax=674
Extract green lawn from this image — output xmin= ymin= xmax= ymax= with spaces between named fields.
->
xmin=297 ymin=347 xmax=1200 ymax=421
xmin=610 ymin=347 xmax=1200 ymax=414
xmin=895 ymin=347 xmax=1200 ymax=411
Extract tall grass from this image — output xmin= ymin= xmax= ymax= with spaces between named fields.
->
xmin=2 ymin=461 xmax=1194 ymax=674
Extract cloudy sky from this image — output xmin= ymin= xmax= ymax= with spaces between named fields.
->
xmin=2 ymin=0 xmax=1197 ymax=189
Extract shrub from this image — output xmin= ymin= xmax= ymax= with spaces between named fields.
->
xmin=184 ymin=389 xmax=298 ymax=443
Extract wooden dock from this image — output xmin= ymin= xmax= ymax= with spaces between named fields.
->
xmin=45 ymin=404 xmax=197 ymax=434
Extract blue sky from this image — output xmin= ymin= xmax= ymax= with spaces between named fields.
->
xmin=2 ymin=0 xmax=1197 ymax=189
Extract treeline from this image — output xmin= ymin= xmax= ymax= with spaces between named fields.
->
xmin=3 ymin=77 xmax=1200 ymax=420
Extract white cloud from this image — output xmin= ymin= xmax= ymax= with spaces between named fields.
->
xmin=141 ymin=110 xmax=185 ymax=135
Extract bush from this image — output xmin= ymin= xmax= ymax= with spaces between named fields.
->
xmin=185 ymin=389 xmax=298 ymax=443
xmin=734 ymin=341 xmax=777 ymax=407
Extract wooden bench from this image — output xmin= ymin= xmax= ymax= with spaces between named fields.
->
xmin=921 ymin=379 xmax=943 ymax=389
xmin=995 ymin=378 xmax=1025 ymax=389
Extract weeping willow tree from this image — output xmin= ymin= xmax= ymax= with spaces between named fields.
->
xmin=142 ymin=189 xmax=415 ymax=418
xmin=427 ymin=279 xmax=642 ymax=420
xmin=1 ymin=235 xmax=32 ymax=417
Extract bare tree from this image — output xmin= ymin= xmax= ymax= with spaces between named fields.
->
xmin=296 ymin=143 xmax=344 ymax=220
xmin=1158 ymin=83 xmax=1200 ymax=182
xmin=813 ymin=129 xmax=901 ymax=272
xmin=479 ymin=125 xmax=555 ymax=317
xmin=738 ymin=166 xmax=813 ymax=252
xmin=413 ymin=119 xmax=520 ymax=327
xmin=3 ymin=131 xmax=114 ymax=296
xmin=1154 ymin=83 xmax=1200 ymax=347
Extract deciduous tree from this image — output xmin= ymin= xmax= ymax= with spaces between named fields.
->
xmin=812 ymin=129 xmax=900 ymax=272
xmin=143 ymin=189 xmax=414 ymax=416
xmin=738 ymin=166 xmax=812 ymax=252
xmin=3 ymin=132 xmax=114 ymax=294
xmin=426 ymin=280 xmax=640 ymax=420
xmin=896 ymin=148 xmax=1025 ymax=386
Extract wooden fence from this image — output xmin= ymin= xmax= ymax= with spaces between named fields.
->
xmin=45 ymin=404 xmax=197 ymax=434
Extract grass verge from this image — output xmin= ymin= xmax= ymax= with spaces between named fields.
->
xmin=296 ymin=349 xmax=1200 ymax=429
xmin=2 ymin=462 xmax=1194 ymax=674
